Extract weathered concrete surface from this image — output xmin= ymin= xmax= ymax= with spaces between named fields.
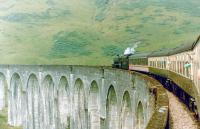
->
xmin=0 ymin=65 xmax=167 ymax=129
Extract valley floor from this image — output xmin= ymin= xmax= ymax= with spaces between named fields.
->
xmin=0 ymin=108 xmax=22 ymax=129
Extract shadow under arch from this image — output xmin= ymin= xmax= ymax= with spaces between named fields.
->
xmin=88 ymin=80 xmax=100 ymax=129
xmin=27 ymin=74 xmax=40 ymax=129
xmin=137 ymin=101 xmax=144 ymax=129
xmin=41 ymin=75 xmax=55 ymax=128
xmin=74 ymin=78 xmax=87 ymax=129
xmin=0 ymin=73 xmax=8 ymax=110
xmin=121 ymin=91 xmax=133 ymax=129
xmin=106 ymin=85 xmax=118 ymax=129
xmin=57 ymin=76 xmax=70 ymax=129
xmin=10 ymin=73 xmax=23 ymax=126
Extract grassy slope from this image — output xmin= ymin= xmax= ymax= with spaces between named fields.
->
xmin=0 ymin=0 xmax=199 ymax=65
xmin=0 ymin=108 xmax=22 ymax=129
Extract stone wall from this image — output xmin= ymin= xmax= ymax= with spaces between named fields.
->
xmin=0 ymin=65 xmax=168 ymax=129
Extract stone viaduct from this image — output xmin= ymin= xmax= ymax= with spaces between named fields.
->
xmin=0 ymin=65 xmax=168 ymax=129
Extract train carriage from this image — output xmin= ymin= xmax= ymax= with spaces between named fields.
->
xmin=112 ymin=35 xmax=200 ymax=119
xmin=129 ymin=53 xmax=149 ymax=72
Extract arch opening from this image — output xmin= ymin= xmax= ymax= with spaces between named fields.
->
xmin=121 ymin=91 xmax=133 ymax=129
xmin=88 ymin=81 xmax=100 ymax=129
xmin=27 ymin=74 xmax=39 ymax=129
xmin=137 ymin=101 xmax=144 ymax=129
xmin=106 ymin=86 xmax=118 ymax=129
xmin=0 ymin=73 xmax=7 ymax=110
xmin=57 ymin=76 xmax=70 ymax=129
xmin=42 ymin=75 xmax=55 ymax=129
xmin=10 ymin=73 xmax=23 ymax=126
xmin=74 ymin=78 xmax=87 ymax=129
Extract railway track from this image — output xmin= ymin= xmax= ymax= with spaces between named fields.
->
xmin=167 ymin=92 xmax=200 ymax=129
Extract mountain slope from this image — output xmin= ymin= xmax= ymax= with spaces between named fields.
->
xmin=0 ymin=0 xmax=199 ymax=65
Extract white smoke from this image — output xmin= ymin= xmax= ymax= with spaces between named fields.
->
xmin=124 ymin=42 xmax=140 ymax=56
xmin=124 ymin=47 xmax=133 ymax=55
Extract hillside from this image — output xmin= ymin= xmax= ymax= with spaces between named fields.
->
xmin=0 ymin=0 xmax=200 ymax=65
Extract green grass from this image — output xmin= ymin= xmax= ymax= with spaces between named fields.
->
xmin=0 ymin=108 xmax=22 ymax=129
xmin=0 ymin=0 xmax=199 ymax=65
xmin=49 ymin=31 xmax=94 ymax=58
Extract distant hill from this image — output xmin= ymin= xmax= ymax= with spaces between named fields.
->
xmin=0 ymin=0 xmax=199 ymax=65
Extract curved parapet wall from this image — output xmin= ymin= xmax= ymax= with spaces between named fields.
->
xmin=0 ymin=65 xmax=168 ymax=129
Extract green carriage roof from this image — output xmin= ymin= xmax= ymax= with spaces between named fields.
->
xmin=129 ymin=52 xmax=152 ymax=59
xmin=130 ymin=35 xmax=200 ymax=58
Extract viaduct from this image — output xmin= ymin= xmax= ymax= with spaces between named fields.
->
xmin=0 ymin=65 xmax=168 ymax=129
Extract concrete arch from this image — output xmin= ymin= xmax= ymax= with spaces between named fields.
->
xmin=88 ymin=80 xmax=100 ymax=129
xmin=106 ymin=85 xmax=119 ymax=129
xmin=74 ymin=78 xmax=88 ymax=129
xmin=57 ymin=76 xmax=70 ymax=129
xmin=27 ymin=74 xmax=40 ymax=129
xmin=120 ymin=91 xmax=133 ymax=129
xmin=105 ymin=83 xmax=120 ymax=104
xmin=42 ymin=75 xmax=55 ymax=129
xmin=10 ymin=73 xmax=23 ymax=126
xmin=137 ymin=101 xmax=144 ymax=129
xmin=0 ymin=73 xmax=7 ymax=110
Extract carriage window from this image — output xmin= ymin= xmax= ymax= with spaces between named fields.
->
xmin=171 ymin=61 xmax=174 ymax=71
xmin=160 ymin=61 xmax=163 ymax=68
xmin=164 ymin=61 xmax=166 ymax=69
xmin=180 ymin=61 xmax=183 ymax=74
xmin=171 ymin=61 xmax=173 ymax=71
xmin=158 ymin=61 xmax=161 ymax=68
xmin=183 ymin=62 xmax=186 ymax=76
xmin=155 ymin=61 xmax=157 ymax=68
xmin=186 ymin=67 xmax=189 ymax=77
xmin=173 ymin=61 xmax=176 ymax=72
xmin=185 ymin=62 xmax=191 ymax=78
xmin=177 ymin=61 xmax=180 ymax=73
xmin=162 ymin=61 xmax=164 ymax=69
xmin=161 ymin=61 xmax=164 ymax=69
xmin=160 ymin=61 xmax=162 ymax=68
xmin=181 ymin=61 xmax=184 ymax=75
xmin=169 ymin=61 xmax=171 ymax=70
